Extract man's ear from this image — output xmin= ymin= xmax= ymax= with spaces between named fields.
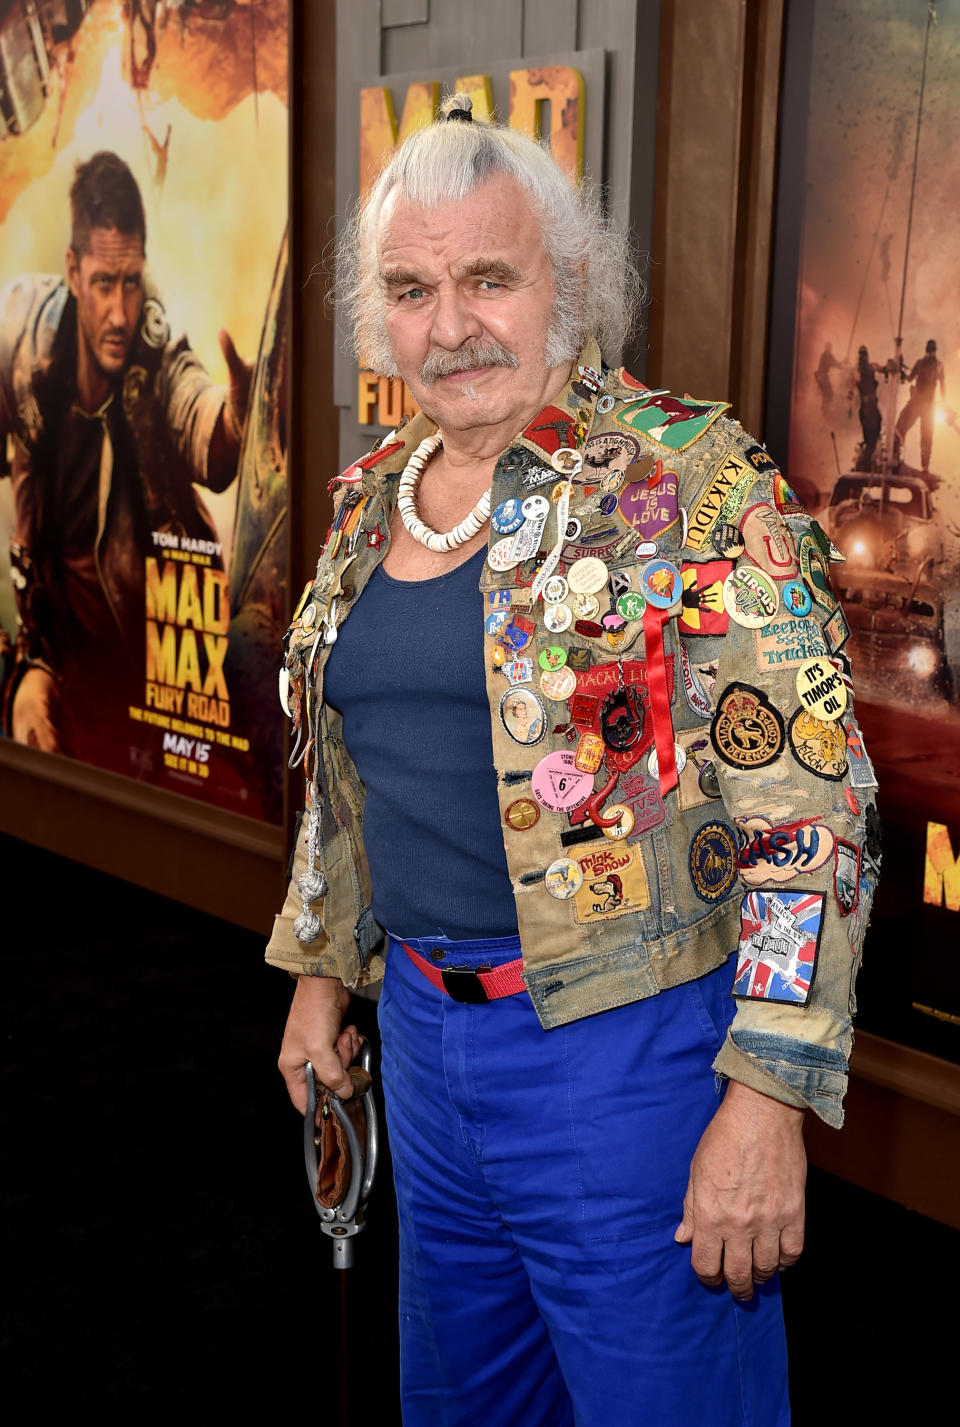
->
xmin=65 ymin=247 xmax=80 ymax=298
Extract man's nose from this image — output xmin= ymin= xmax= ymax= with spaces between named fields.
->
xmin=108 ymin=282 xmax=126 ymax=325
xmin=429 ymin=287 xmax=482 ymax=350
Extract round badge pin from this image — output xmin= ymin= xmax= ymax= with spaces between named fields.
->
xmin=538 ymin=646 xmax=568 ymax=672
xmin=485 ymin=611 xmax=508 ymax=636
xmin=689 ymin=822 xmax=738 ymax=902
xmin=571 ymin=592 xmax=601 ymax=619
xmin=564 ymin=518 xmax=582 ymax=542
xmin=540 ymin=666 xmax=577 ymax=701
xmin=488 ymin=537 xmax=521 ymax=571
xmin=504 ymin=797 xmax=541 ymax=832
xmin=521 ymin=494 xmax=550 ymax=520
xmin=597 ymin=394 xmax=615 ymax=414
xmin=531 ymin=751 xmax=594 ymax=812
xmin=543 ymin=602 xmax=572 ymax=633
xmin=795 ymin=656 xmax=848 ymax=722
xmin=543 ymin=575 xmax=569 ymax=604
xmin=782 ymin=578 xmax=813 ymax=618
xmin=721 ymin=565 xmax=779 ymax=627
xmin=499 ymin=687 xmax=546 ymax=745
xmin=551 ymin=447 xmax=583 ymax=476
xmin=544 ymin=857 xmax=584 ymax=899
xmin=639 ymin=559 xmax=683 ymax=610
xmin=635 ymin=541 xmax=658 ymax=559
xmin=647 ymin=743 xmax=688 ymax=778
xmin=711 ymin=522 xmax=746 ymax=560
xmin=568 ymin=557 xmax=609 ymax=595
xmin=601 ymin=804 xmax=635 ymax=840
xmin=599 ymin=493 xmax=619 ymax=516
xmin=491 ymin=497 xmax=525 ymax=535
xmin=616 ymin=591 xmax=646 ymax=622
xmin=600 ymin=470 xmax=624 ymax=494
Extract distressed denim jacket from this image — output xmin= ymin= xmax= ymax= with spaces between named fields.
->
xmin=266 ymin=342 xmax=878 ymax=1127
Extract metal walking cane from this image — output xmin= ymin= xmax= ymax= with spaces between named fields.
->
xmin=303 ymin=1046 xmax=379 ymax=1426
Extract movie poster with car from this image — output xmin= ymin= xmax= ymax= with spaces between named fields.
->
xmin=0 ymin=0 xmax=288 ymax=824
xmin=771 ymin=0 xmax=960 ymax=1058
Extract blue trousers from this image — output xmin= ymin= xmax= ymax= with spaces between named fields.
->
xmin=379 ymin=933 xmax=790 ymax=1427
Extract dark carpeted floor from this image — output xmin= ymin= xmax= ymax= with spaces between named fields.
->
xmin=2 ymin=829 xmax=956 ymax=1421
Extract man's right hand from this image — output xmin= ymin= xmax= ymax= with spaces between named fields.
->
xmin=11 ymin=666 xmax=62 ymax=752
xmin=278 ymin=973 xmax=362 ymax=1111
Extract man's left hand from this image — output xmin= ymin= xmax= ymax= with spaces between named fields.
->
xmin=218 ymin=328 xmax=252 ymax=435
xmin=674 ymin=1079 xmax=806 ymax=1300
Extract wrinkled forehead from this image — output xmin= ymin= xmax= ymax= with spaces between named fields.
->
xmin=80 ymin=225 xmax=146 ymax=271
xmin=375 ymin=174 xmax=546 ymax=271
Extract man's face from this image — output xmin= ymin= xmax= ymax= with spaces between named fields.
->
xmin=377 ymin=174 xmax=568 ymax=439
xmin=66 ymin=226 xmax=144 ymax=379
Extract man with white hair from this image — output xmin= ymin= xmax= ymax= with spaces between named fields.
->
xmin=268 ymin=97 xmax=877 ymax=1426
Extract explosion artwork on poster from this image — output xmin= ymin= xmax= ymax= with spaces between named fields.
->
xmin=774 ymin=0 xmax=960 ymax=1055
xmin=0 ymin=0 xmax=288 ymax=824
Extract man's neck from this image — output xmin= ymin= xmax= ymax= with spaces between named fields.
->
xmin=74 ymin=338 xmax=111 ymax=414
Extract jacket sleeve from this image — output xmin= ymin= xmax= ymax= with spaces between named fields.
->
xmin=264 ymin=807 xmax=347 ymax=977
xmin=706 ymin=456 xmax=877 ymax=1127
xmin=156 ymin=334 xmax=231 ymax=490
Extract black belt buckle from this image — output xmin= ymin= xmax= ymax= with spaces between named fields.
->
xmin=441 ymin=964 xmax=492 ymax=1004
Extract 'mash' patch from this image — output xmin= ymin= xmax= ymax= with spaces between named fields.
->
xmin=733 ymin=888 xmax=825 ymax=1004
xmin=711 ymin=684 xmax=785 ymax=770
xmin=735 ymin=815 xmax=834 ymax=885
xmin=689 ymin=822 xmax=739 ymax=903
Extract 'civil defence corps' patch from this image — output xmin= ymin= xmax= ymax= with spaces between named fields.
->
xmin=733 ymin=888 xmax=825 ymax=1004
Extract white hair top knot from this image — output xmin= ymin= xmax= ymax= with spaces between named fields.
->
xmin=439 ymin=92 xmax=474 ymax=123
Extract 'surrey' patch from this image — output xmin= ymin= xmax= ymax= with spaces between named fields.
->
xmin=711 ymin=684 xmax=785 ymax=770
xmin=733 ymin=889 xmax=825 ymax=1004
xmin=788 ymin=708 xmax=848 ymax=780
xmin=735 ymin=815 xmax=834 ymax=885
xmin=573 ymin=843 xmax=651 ymax=923
xmin=614 ymin=391 xmax=729 ymax=451
xmin=685 ymin=453 xmax=754 ymax=551
xmin=689 ymin=822 xmax=739 ymax=902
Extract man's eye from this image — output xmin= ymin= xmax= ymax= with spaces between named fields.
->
xmin=399 ymin=287 xmax=425 ymax=301
xmin=124 ymin=276 xmax=142 ymax=290
xmin=477 ymin=279 xmax=503 ymax=291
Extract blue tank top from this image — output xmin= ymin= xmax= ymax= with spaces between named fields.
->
xmin=322 ymin=547 xmax=519 ymax=939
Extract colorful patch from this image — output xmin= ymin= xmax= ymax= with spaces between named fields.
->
xmin=676 ymin=727 xmax=723 ymax=811
xmin=689 ymin=822 xmax=739 ymax=902
xmin=639 ymin=559 xmax=683 ymax=609
xmin=504 ymin=797 xmax=541 ymax=832
xmin=823 ymin=605 xmax=851 ymax=655
xmin=735 ymin=815 xmax=834 ymax=885
xmin=711 ymin=684 xmax=785 ymax=770
xmin=733 ymin=889 xmax=825 ymax=1004
xmin=500 ymin=615 xmax=536 ymax=652
xmin=614 ymin=771 xmax=667 ymax=837
xmin=685 ymin=453 xmax=754 ymax=551
xmin=739 ymin=502 xmax=799 ymax=581
xmin=754 ymin=614 xmax=828 ymax=672
xmin=614 ymin=391 xmax=729 ymax=451
xmin=745 ymin=443 xmax=780 ymax=475
xmin=567 ymin=657 xmax=675 ymax=772
xmin=679 ymin=643 xmax=718 ymax=717
xmin=796 ymin=656 xmax=847 ymax=722
xmin=798 ymin=533 xmax=837 ymax=612
xmin=521 ymin=405 xmax=576 ymax=456
xmin=581 ymin=430 xmax=641 ymax=477
xmin=617 ymin=466 xmax=680 ymax=540
xmin=573 ymin=844 xmax=651 ymax=923
xmin=722 ymin=565 xmax=780 ymax=626
xmin=834 ymin=840 xmax=861 ymax=916
xmin=781 ymin=579 xmax=813 ymax=617
xmin=844 ymin=721 xmax=878 ymax=788
xmin=772 ymin=473 xmax=807 ymax=518
xmin=718 ymin=466 xmax=759 ymax=525
xmin=678 ymin=560 xmax=732 ymax=635
xmin=787 ymin=708 xmax=848 ymax=780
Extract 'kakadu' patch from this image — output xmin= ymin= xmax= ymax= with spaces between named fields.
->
xmin=733 ymin=888 xmax=825 ymax=1004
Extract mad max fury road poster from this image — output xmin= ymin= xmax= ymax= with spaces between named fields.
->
xmin=777 ymin=0 xmax=960 ymax=1054
xmin=0 ymin=0 xmax=289 ymax=823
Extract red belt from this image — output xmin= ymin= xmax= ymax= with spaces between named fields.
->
xmin=400 ymin=940 xmax=527 ymax=1004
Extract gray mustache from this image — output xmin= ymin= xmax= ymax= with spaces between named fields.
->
xmin=419 ymin=340 xmax=520 ymax=385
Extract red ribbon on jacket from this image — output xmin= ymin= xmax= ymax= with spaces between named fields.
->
xmin=642 ymin=604 xmax=678 ymax=796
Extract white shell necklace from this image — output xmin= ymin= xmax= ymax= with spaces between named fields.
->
xmin=396 ymin=432 xmax=492 ymax=553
